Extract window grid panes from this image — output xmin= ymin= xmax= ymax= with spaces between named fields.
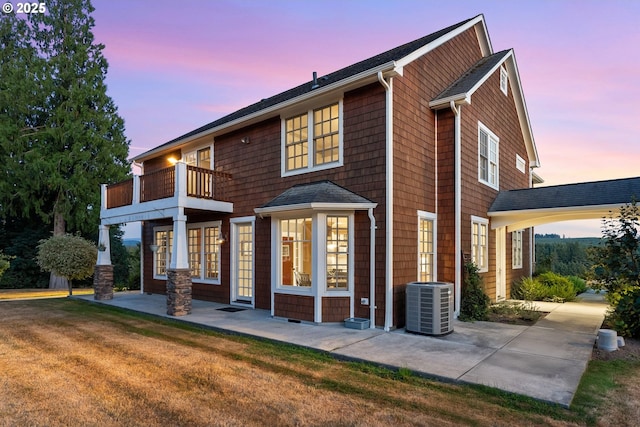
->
xmin=236 ymin=224 xmax=253 ymax=299
xmin=326 ymin=216 xmax=349 ymax=290
xmin=281 ymin=217 xmax=313 ymax=287
xmin=479 ymin=127 xmax=498 ymax=188
xmin=512 ymin=230 xmax=523 ymax=269
xmin=155 ymin=229 xmax=173 ymax=276
xmin=472 ymin=220 xmax=488 ymax=271
xmin=314 ymin=104 xmax=340 ymax=166
xmin=204 ymin=226 xmax=220 ymax=280
xmin=419 ymin=218 xmax=435 ymax=282
xmin=285 ymin=114 xmax=308 ymax=171
xmin=188 ymin=228 xmax=201 ymax=278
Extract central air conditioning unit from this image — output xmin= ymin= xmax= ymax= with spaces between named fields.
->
xmin=406 ymin=282 xmax=454 ymax=336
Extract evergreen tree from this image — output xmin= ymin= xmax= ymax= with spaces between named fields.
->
xmin=0 ymin=1 xmax=130 ymax=288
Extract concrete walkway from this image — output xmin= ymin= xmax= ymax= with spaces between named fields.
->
xmin=75 ymin=291 xmax=608 ymax=407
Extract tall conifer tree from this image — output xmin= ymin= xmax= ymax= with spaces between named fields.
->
xmin=0 ymin=1 xmax=130 ymax=288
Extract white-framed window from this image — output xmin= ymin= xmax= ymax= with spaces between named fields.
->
xmin=471 ymin=216 xmax=489 ymax=272
xmin=282 ymin=101 xmax=343 ymax=176
xmin=184 ymin=145 xmax=213 ymax=169
xmin=275 ymin=212 xmax=353 ymax=293
xmin=153 ymin=226 xmax=173 ymax=277
xmin=478 ymin=123 xmax=499 ymax=190
xmin=326 ymin=215 xmax=349 ymax=290
xmin=417 ymin=211 xmax=437 ymax=282
xmin=280 ymin=217 xmax=313 ymax=288
xmin=516 ymin=154 xmax=526 ymax=174
xmin=500 ymin=66 xmax=508 ymax=95
xmin=512 ymin=230 xmax=523 ymax=269
xmin=154 ymin=222 xmax=221 ymax=283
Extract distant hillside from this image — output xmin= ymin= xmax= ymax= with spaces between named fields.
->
xmin=535 ymin=236 xmax=601 ymax=247
xmin=123 ymin=238 xmax=141 ymax=248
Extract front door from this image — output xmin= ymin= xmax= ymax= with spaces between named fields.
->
xmin=231 ymin=219 xmax=255 ymax=306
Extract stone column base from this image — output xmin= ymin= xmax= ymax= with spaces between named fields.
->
xmin=167 ymin=268 xmax=192 ymax=316
xmin=94 ymin=264 xmax=114 ymax=300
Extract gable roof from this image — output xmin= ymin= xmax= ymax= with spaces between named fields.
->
xmin=429 ymin=49 xmax=539 ymax=167
xmin=489 ymin=176 xmax=640 ymax=213
xmin=254 ymin=181 xmax=376 ymax=215
xmin=134 ymin=15 xmax=487 ymax=162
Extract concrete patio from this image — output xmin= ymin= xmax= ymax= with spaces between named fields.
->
xmin=75 ymin=291 xmax=608 ymax=407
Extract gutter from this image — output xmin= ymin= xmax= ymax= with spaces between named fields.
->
xmin=368 ymin=208 xmax=376 ymax=329
xmin=378 ymin=71 xmax=393 ymax=332
xmin=450 ymin=101 xmax=462 ymax=317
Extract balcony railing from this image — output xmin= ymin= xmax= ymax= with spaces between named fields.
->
xmin=105 ymin=164 xmax=232 ymax=209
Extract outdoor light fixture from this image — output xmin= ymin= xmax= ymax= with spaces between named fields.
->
xmin=149 ymin=244 xmax=159 ymax=253
xmin=216 ymin=230 xmax=227 ymax=244
xmin=167 ymin=157 xmax=178 ymax=165
xmin=241 ymin=137 xmax=250 ymax=144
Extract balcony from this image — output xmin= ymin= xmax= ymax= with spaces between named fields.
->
xmin=100 ymin=163 xmax=233 ymax=225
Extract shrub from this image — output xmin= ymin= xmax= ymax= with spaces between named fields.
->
xmin=537 ymin=272 xmax=576 ymax=302
xmin=609 ymin=287 xmax=640 ymax=338
xmin=512 ymin=277 xmax=547 ymax=301
xmin=36 ymin=234 xmax=98 ymax=296
xmin=459 ymin=262 xmax=490 ymax=321
xmin=0 ymin=251 xmax=11 ymax=278
xmin=567 ymin=275 xmax=587 ymax=294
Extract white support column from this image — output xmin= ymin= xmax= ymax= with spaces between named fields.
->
xmin=175 ymin=161 xmax=187 ymax=204
xmin=97 ymin=224 xmax=112 ymax=266
xmin=132 ymin=175 xmax=140 ymax=204
xmin=170 ymin=207 xmax=189 ymax=270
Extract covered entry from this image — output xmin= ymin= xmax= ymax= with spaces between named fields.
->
xmin=488 ymin=176 xmax=640 ymax=231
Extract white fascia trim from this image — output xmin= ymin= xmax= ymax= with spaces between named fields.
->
xmin=254 ymin=202 xmax=377 ymax=216
xmin=474 ymin=15 xmax=493 ymax=56
xmin=395 ymin=15 xmax=487 ymax=69
xmin=133 ymin=62 xmax=401 ymax=163
xmin=504 ymin=54 xmax=540 ymax=168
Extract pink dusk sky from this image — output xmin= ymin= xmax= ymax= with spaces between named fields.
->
xmin=90 ymin=0 xmax=640 ymax=238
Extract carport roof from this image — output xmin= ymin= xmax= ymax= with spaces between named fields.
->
xmin=489 ymin=176 xmax=640 ymax=213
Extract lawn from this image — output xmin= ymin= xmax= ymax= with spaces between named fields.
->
xmin=0 ymin=298 xmax=637 ymax=426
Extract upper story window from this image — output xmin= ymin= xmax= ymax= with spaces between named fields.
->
xmin=478 ymin=123 xmax=499 ymax=190
xmin=500 ymin=66 xmax=508 ymax=95
xmin=184 ymin=146 xmax=212 ymax=169
xmin=282 ymin=101 xmax=343 ymax=176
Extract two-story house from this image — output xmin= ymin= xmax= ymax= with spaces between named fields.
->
xmin=95 ymin=14 xmax=540 ymax=331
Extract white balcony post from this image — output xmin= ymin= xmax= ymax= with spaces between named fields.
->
xmin=132 ymin=174 xmax=140 ymax=204
xmin=175 ymin=161 xmax=187 ymax=204
xmin=170 ymin=207 xmax=189 ymax=270
xmin=97 ymin=224 xmax=112 ymax=266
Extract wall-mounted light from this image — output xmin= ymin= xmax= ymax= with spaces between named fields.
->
xmin=241 ymin=137 xmax=250 ymax=144
xmin=149 ymin=244 xmax=159 ymax=253
xmin=216 ymin=230 xmax=227 ymax=244
xmin=168 ymin=157 xmax=178 ymax=165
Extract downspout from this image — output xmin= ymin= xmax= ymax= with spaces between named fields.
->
xmin=378 ymin=71 xmax=393 ymax=332
xmin=450 ymin=101 xmax=462 ymax=317
xmin=368 ymin=208 xmax=376 ymax=329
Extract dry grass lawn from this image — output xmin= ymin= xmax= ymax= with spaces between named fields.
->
xmin=0 ymin=298 xmax=635 ymax=426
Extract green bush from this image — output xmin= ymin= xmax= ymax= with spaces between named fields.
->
xmin=567 ymin=275 xmax=587 ymax=294
xmin=511 ymin=272 xmax=581 ymax=302
xmin=459 ymin=262 xmax=490 ymax=321
xmin=537 ymin=272 xmax=576 ymax=302
xmin=609 ymin=287 xmax=640 ymax=338
xmin=511 ymin=277 xmax=547 ymax=301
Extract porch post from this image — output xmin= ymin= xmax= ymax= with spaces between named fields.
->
xmin=166 ymin=207 xmax=192 ymax=316
xmin=94 ymin=224 xmax=114 ymax=300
